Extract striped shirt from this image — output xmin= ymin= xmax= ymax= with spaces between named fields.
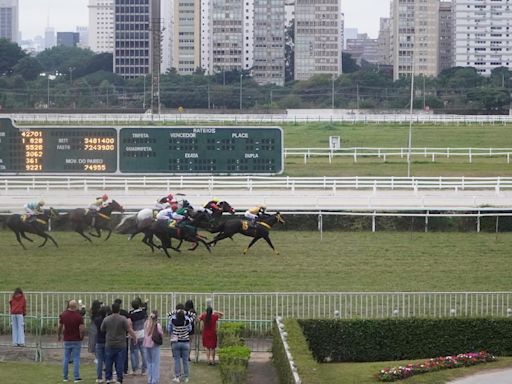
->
xmin=167 ymin=311 xmax=192 ymax=342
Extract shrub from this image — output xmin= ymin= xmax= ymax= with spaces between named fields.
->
xmin=218 ymin=322 xmax=245 ymax=347
xmin=218 ymin=345 xmax=251 ymax=384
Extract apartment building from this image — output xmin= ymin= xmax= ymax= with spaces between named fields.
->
xmin=378 ymin=17 xmax=392 ymax=65
xmin=88 ymin=0 xmax=114 ymax=53
xmin=390 ymin=0 xmax=440 ymax=80
xmin=438 ymin=1 xmax=454 ymax=73
xmin=294 ymin=0 xmax=343 ymax=81
xmin=454 ymin=0 xmax=512 ymax=76
xmin=170 ymin=0 xmax=201 ymax=74
xmin=0 ymin=0 xmax=18 ymax=43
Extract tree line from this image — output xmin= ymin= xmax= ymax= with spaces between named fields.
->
xmin=0 ymin=38 xmax=511 ymax=113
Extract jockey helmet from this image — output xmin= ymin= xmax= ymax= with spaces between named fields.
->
xmin=260 ymin=204 xmax=266 ymax=210
xmin=211 ymin=198 xmax=220 ymax=203
xmin=101 ymin=194 xmax=108 ymax=201
xmin=167 ymin=193 xmax=174 ymax=201
xmin=38 ymin=200 xmax=45 ymax=206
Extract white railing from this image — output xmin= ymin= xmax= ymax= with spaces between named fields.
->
xmin=1 ymin=175 xmax=512 ymax=192
xmin=284 ymin=147 xmax=512 ymax=164
xmin=4 ymin=112 xmax=512 ymax=125
xmin=1 ymin=292 xmax=511 ymax=328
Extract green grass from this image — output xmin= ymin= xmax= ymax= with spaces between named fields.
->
xmin=0 ymin=360 xmax=222 ymax=384
xmin=1 ymin=230 xmax=512 ymax=292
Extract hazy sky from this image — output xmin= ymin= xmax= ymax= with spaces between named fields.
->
xmin=20 ymin=0 xmax=390 ymax=40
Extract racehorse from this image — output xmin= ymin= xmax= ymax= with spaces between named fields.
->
xmin=69 ymin=200 xmax=124 ymax=242
xmin=6 ymin=208 xmax=60 ymax=249
xmin=144 ymin=220 xmax=211 ymax=258
xmin=208 ymin=212 xmax=285 ymax=255
xmin=188 ymin=201 xmax=236 ymax=230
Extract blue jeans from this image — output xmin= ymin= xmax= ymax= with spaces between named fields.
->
xmin=95 ymin=343 xmax=106 ymax=380
xmin=130 ymin=337 xmax=147 ymax=372
xmin=145 ymin=346 xmax=161 ymax=384
xmin=171 ymin=342 xmax=190 ymax=379
xmin=105 ymin=346 xmax=126 ymax=383
xmin=11 ymin=314 xmax=25 ymax=346
xmin=63 ymin=341 xmax=82 ymax=380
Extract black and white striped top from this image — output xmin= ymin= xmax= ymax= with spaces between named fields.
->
xmin=167 ymin=311 xmax=192 ymax=342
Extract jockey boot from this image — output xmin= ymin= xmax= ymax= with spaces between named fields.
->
xmin=91 ymin=215 xmax=96 ymax=227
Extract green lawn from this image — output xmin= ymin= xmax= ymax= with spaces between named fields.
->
xmin=1 ymin=231 xmax=511 ymax=293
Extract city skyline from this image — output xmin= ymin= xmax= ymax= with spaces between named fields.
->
xmin=19 ymin=0 xmax=390 ymax=41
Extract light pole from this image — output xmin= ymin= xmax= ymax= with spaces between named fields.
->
xmin=143 ymin=74 xmax=146 ymax=110
xmin=41 ymin=72 xmax=56 ymax=109
xmin=407 ymin=49 xmax=415 ymax=178
xmin=68 ymin=67 xmax=75 ymax=85
xmin=239 ymin=74 xmax=243 ymax=111
xmin=331 ymin=74 xmax=335 ymax=109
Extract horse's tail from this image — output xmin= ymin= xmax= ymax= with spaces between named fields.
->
xmin=116 ymin=215 xmax=138 ymax=234
xmin=209 ymin=222 xmax=225 ymax=234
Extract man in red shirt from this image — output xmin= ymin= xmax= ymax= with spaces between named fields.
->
xmin=58 ymin=300 xmax=85 ymax=383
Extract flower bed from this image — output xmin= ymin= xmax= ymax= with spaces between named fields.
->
xmin=376 ymin=351 xmax=497 ymax=382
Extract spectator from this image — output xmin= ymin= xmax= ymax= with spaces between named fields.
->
xmin=9 ymin=287 xmax=26 ymax=347
xmin=101 ymin=301 xmax=137 ymax=384
xmin=199 ymin=307 xmax=224 ymax=365
xmin=94 ymin=305 xmax=111 ymax=384
xmin=129 ymin=298 xmax=148 ymax=375
xmin=168 ymin=304 xmax=192 ymax=383
xmin=143 ymin=310 xmax=163 ymax=384
xmin=114 ymin=298 xmax=131 ymax=375
xmin=58 ymin=300 xmax=85 ymax=383
xmin=88 ymin=300 xmax=103 ymax=356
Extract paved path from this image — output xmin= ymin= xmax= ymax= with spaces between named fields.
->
xmin=448 ymin=368 xmax=512 ymax=384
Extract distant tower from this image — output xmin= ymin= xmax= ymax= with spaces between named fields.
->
xmin=88 ymin=0 xmax=114 ymax=53
xmin=0 ymin=0 xmax=19 ymax=43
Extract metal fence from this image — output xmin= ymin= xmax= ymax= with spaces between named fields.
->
xmin=4 ymin=112 xmax=512 ymax=125
xmin=2 ymin=175 xmax=512 ymax=192
xmin=284 ymin=147 xmax=512 ymax=164
xmin=2 ymin=291 xmax=512 ymax=335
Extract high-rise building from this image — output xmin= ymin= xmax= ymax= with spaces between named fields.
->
xmin=88 ymin=0 xmax=114 ymax=53
xmin=438 ymin=1 xmax=453 ymax=73
xmin=0 ymin=0 xmax=18 ymax=43
xmin=345 ymin=33 xmax=380 ymax=65
xmin=57 ymin=32 xmax=80 ymax=47
xmin=377 ymin=17 xmax=391 ymax=65
xmin=454 ymin=0 xmax=512 ymax=76
xmin=44 ymin=27 xmax=55 ymax=49
xmin=390 ymin=0 xmax=440 ymax=80
xmin=76 ymin=26 xmax=89 ymax=49
xmin=294 ymin=0 xmax=343 ymax=81
xmin=252 ymin=0 xmax=285 ymax=86
xmin=170 ymin=0 xmax=201 ymax=74
xmin=343 ymin=28 xmax=358 ymax=50
xmin=114 ymin=0 xmax=159 ymax=79
xmin=200 ymin=0 xmax=212 ymax=73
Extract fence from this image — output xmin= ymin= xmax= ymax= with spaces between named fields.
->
xmin=2 ymin=175 xmax=512 ymax=192
xmin=284 ymin=147 xmax=512 ymax=164
xmin=4 ymin=112 xmax=512 ymax=125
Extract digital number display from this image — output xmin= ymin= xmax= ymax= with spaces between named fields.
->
xmin=119 ymin=127 xmax=283 ymax=174
xmin=0 ymin=119 xmax=117 ymax=173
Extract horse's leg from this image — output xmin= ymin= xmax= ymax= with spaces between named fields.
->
xmin=104 ymin=228 xmax=113 ymax=241
xmin=243 ymin=236 xmax=262 ymax=255
xmin=160 ymin=237 xmax=171 ymax=258
xmin=45 ymin=233 xmax=59 ymax=248
xmin=77 ymin=229 xmax=93 ymax=243
xmin=12 ymin=230 xmax=27 ymax=250
xmin=20 ymin=231 xmax=34 ymax=242
xmin=141 ymin=233 xmax=155 ymax=252
xmin=262 ymin=235 xmax=279 ymax=255
xmin=208 ymin=232 xmax=230 ymax=246
xmin=196 ymin=238 xmax=211 ymax=253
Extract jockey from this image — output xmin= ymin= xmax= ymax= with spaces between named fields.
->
xmin=154 ymin=193 xmax=173 ymax=211
xmin=244 ymin=204 xmax=266 ymax=223
xmin=89 ymin=194 xmax=109 ymax=226
xmin=203 ymin=198 xmax=220 ymax=215
xmin=24 ymin=200 xmax=45 ymax=222
xmin=156 ymin=200 xmax=186 ymax=226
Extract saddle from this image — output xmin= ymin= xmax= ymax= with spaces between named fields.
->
xmin=20 ymin=214 xmax=28 ymax=222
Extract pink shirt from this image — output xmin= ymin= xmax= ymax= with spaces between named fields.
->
xmin=143 ymin=322 xmax=163 ymax=348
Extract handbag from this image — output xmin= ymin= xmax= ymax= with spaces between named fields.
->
xmin=151 ymin=329 xmax=163 ymax=345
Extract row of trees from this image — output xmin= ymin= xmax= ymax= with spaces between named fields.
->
xmin=0 ymin=39 xmax=511 ymax=113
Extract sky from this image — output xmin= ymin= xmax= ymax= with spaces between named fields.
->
xmin=20 ymin=0 xmax=390 ymax=41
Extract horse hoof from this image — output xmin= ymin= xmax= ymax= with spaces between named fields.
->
xmin=275 ymin=251 xmax=280 ymax=255
xmin=243 ymin=249 xmax=248 ymax=254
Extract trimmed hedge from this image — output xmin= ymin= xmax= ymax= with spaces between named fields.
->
xmin=218 ymin=322 xmax=251 ymax=384
xmin=218 ymin=322 xmax=245 ymax=347
xmin=299 ymin=318 xmax=512 ymax=362
xmin=272 ymin=323 xmax=295 ymax=384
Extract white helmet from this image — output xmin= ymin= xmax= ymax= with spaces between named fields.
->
xmin=38 ymin=200 xmax=45 ymax=206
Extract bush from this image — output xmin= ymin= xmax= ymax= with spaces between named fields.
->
xmin=218 ymin=345 xmax=251 ymax=384
xmin=299 ymin=318 xmax=512 ymax=362
xmin=218 ymin=322 xmax=245 ymax=347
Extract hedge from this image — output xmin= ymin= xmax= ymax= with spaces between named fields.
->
xmin=218 ymin=322 xmax=245 ymax=348
xmin=218 ymin=322 xmax=251 ymax=384
xmin=299 ymin=318 xmax=512 ymax=362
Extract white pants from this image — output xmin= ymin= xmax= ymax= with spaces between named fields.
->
xmin=244 ymin=212 xmax=258 ymax=221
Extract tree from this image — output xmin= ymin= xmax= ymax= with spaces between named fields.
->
xmin=466 ymin=87 xmax=511 ymax=111
xmin=36 ymin=46 xmax=95 ymax=75
xmin=13 ymin=56 xmax=44 ymax=81
xmin=0 ymin=39 xmax=26 ymax=75
xmin=342 ymin=52 xmax=359 ymax=74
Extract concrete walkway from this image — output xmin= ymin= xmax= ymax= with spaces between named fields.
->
xmin=448 ymin=368 xmax=512 ymax=384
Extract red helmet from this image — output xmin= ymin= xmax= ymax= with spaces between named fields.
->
xmin=167 ymin=193 xmax=174 ymax=201
xmin=101 ymin=194 xmax=108 ymax=201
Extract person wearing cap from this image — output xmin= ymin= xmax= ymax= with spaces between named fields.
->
xmin=23 ymin=200 xmax=45 ymax=222
xmin=89 ymin=194 xmax=109 ymax=227
xmin=154 ymin=193 xmax=174 ymax=211
xmin=203 ymin=199 xmax=220 ymax=215
xmin=244 ymin=204 xmax=267 ymax=223
xmin=156 ymin=200 xmax=187 ymax=226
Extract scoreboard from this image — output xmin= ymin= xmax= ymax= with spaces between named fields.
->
xmin=0 ymin=118 xmax=283 ymax=174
